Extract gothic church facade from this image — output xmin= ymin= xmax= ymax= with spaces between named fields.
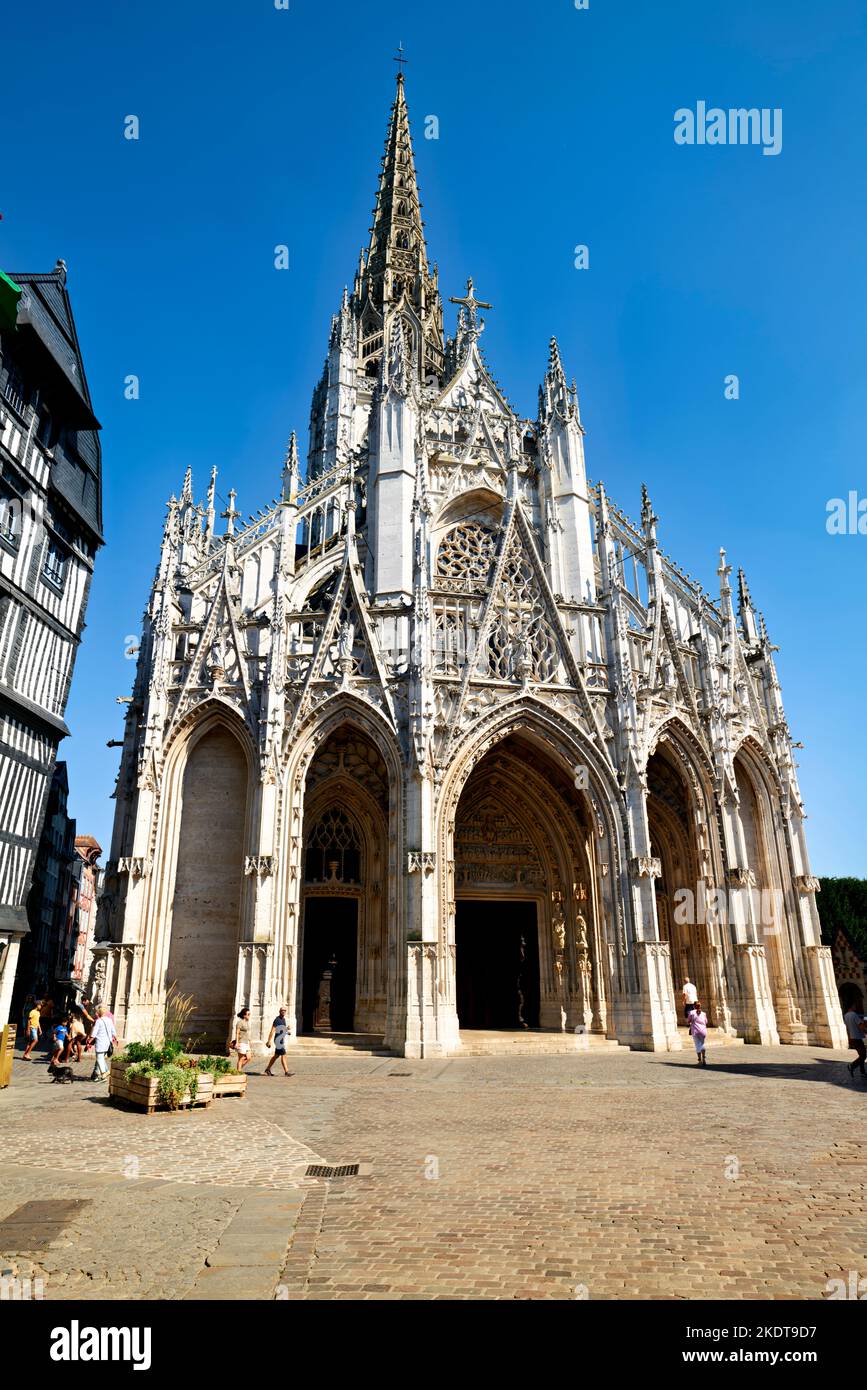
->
xmin=93 ymin=76 xmax=844 ymax=1056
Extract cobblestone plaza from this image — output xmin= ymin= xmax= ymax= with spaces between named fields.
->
xmin=1 ymin=1042 xmax=864 ymax=1302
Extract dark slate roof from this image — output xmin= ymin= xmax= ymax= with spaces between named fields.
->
xmin=5 ymin=263 xmax=103 ymax=542
xmin=9 ymin=267 xmax=96 ymax=413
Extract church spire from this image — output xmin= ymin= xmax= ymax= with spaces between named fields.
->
xmin=539 ymin=336 xmax=579 ymax=424
xmin=358 ymin=68 xmax=444 ymax=383
xmin=364 ymin=71 xmax=427 ymax=308
xmin=737 ymin=565 xmax=759 ymax=645
xmin=282 ymin=432 xmax=301 ymax=504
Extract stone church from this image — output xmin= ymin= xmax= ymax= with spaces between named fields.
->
xmin=92 ymin=74 xmax=845 ymax=1057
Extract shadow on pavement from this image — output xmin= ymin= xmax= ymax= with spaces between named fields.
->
xmin=662 ymin=1055 xmax=863 ymax=1089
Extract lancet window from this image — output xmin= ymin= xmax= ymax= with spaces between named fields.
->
xmin=304 ymin=808 xmax=362 ymax=884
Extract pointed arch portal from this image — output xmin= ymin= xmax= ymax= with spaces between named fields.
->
xmin=451 ymin=733 xmax=606 ymax=1035
xmin=166 ymin=724 xmax=249 ymax=1048
xmin=298 ymin=723 xmax=391 ymax=1036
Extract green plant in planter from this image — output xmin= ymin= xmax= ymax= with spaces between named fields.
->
xmin=163 ymin=982 xmax=199 ymax=1052
xmin=196 ymin=1055 xmax=234 ymax=1076
xmin=155 ymin=1063 xmax=197 ymax=1111
xmin=121 ymin=1039 xmax=185 ymax=1069
xmin=123 ymin=1041 xmax=160 ymax=1065
xmin=124 ymin=1060 xmax=156 ymax=1081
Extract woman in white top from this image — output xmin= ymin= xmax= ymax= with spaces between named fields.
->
xmin=230 ymin=1008 xmax=252 ymax=1071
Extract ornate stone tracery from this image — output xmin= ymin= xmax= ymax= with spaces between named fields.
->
xmin=95 ymin=72 xmax=845 ymax=1059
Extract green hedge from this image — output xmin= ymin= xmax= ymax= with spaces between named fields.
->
xmin=817 ymin=877 xmax=867 ymax=961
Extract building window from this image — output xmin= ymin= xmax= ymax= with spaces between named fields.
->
xmin=42 ymin=537 xmax=68 ymax=591
xmin=36 ymin=407 xmax=55 ymax=449
xmin=0 ymin=484 xmax=21 ymax=548
xmin=304 ymin=809 xmax=361 ymax=884
xmin=2 ymin=367 xmax=27 ymax=415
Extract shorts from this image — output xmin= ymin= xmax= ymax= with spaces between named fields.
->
xmin=28 ymin=1027 xmax=38 ymax=1042
xmin=236 ymin=1042 xmax=250 ymax=1056
xmin=274 ymin=1045 xmax=287 ymax=1056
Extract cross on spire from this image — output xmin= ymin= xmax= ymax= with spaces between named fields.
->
xmin=449 ymin=276 xmax=492 ymax=336
xmin=221 ymin=488 xmax=241 ymax=538
xmin=393 ymin=42 xmax=408 ymax=78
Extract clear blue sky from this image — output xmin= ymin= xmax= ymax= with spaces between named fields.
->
xmin=1 ymin=0 xmax=865 ymax=874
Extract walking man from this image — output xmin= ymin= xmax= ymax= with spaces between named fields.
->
xmin=264 ymin=1006 xmax=293 ymax=1077
xmin=682 ymin=976 xmax=698 ymax=1021
xmin=89 ymin=1005 xmax=117 ymax=1083
xmin=844 ymin=1001 xmax=867 ymax=1079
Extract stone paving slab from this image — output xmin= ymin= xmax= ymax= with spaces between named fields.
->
xmin=0 ymin=1054 xmax=323 ymax=1189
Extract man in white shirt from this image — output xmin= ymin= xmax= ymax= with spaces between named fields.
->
xmin=682 ymin=977 xmax=698 ymax=1021
xmin=89 ymin=1006 xmax=117 ymax=1083
xmin=843 ymin=1004 xmax=866 ymax=1079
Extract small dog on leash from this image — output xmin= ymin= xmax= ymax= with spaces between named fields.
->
xmin=48 ymin=1062 xmax=75 ymax=1084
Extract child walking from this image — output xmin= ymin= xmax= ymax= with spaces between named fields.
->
xmin=50 ymin=1019 xmax=69 ymax=1065
xmin=689 ymin=1000 xmax=708 ymax=1067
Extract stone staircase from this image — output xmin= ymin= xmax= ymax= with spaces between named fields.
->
xmin=281 ymin=1029 xmax=629 ymax=1059
xmin=283 ymin=1028 xmax=746 ymax=1059
xmin=455 ymin=1029 xmax=626 ymax=1057
xmin=283 ymin=1033 xmax=393 ymax=1057
xmin=678 ymin=1026 xmax=745 ymax=1048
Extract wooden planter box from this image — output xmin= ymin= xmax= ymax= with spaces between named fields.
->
xmin=109 ymin=1059 xmax=214 ymax=1114
xmin=212 ymin=1072 xmax=248 ymax=1100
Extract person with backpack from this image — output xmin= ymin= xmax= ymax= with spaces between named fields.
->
xmin=689 ymin=1000 xmax=709 ymax=1067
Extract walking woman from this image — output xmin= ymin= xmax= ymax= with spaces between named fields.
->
xmin=689 ymin=1000 xmax=709 ymax=1067
xmin=230 ymin=1007 xmax=252 ymax=1072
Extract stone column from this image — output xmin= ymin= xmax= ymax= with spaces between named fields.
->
xmin=790 ymin=831 xmax=846 ymax=1048
xmin=804 ymin=943 xmax=847 ymax=1049
xmin=404 ymin=942 xmax=457 ymax=1058
xmin=734 ymin=941 xmax=779 ymax=1045
xmin=235 ymin=943 xmax=272 ymax=1056
xmin=0 ymin=930 xmax=23 ymax=1028
xmin=606 ymin=780 xmax=681 ymax=1050
xmin=720 ymin=793 xmax=781 ymax=1044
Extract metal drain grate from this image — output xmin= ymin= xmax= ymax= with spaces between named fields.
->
xmin=388 ymin=1071 xmax=412 ymax=1077
xmin=305 ymin=1163 xmax=360 ymax=1179
xmin=0 ymin=1199 xmax=90 ymax=1253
